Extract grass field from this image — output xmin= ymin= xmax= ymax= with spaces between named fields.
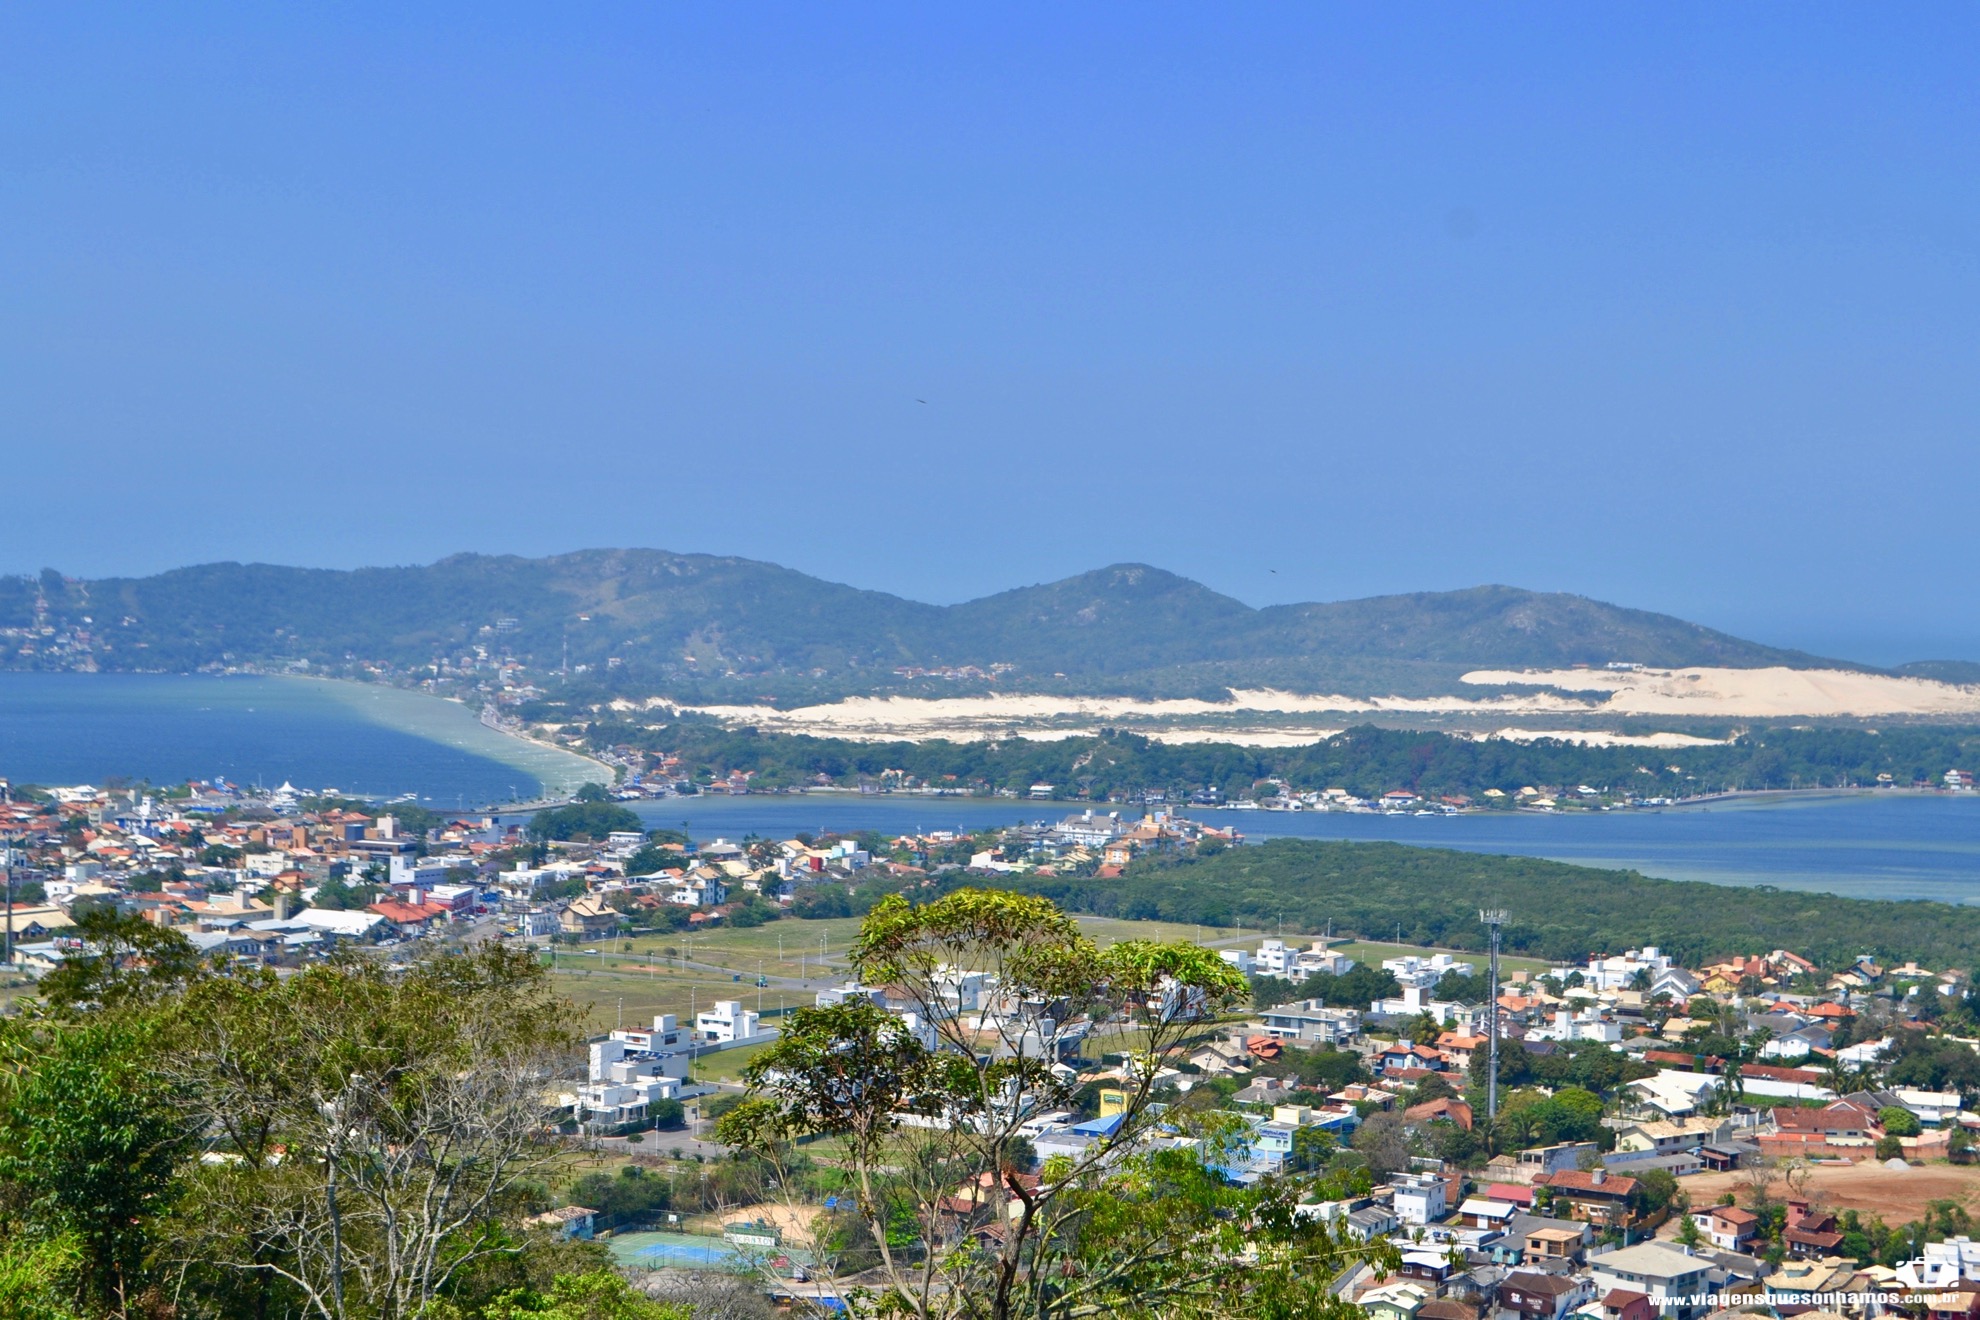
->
xmin=1328 ymin=939 xmax=1553 ymax=979
xmin=545 ymin=912 xmax=1551 ymax=1030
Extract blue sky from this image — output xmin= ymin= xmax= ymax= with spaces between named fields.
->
xmin=3 ymin=6 xmax=1977 ymax=663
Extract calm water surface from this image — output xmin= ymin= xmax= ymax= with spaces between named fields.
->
xmin=1 ymin=673 xmax=1973 ymax=901
xmin=0 ymin=672 xmax=597 ymax=806
xmin=599 ymin=790 xmax=1980 ymax=903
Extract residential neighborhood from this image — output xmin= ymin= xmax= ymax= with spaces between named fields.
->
xmin=9 ymin=777 xmax=1980 ymax=1318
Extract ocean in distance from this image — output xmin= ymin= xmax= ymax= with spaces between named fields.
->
xmin=0 ymin=672 xmax=602 ymax=807
xmin=0 ymin=673 xmax=1973 ymax=903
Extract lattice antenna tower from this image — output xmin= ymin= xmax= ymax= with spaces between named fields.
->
xmin=1479 ymin=909 xmax=1510 ymax=1124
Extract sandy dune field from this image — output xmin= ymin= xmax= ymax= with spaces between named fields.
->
xmin=640 ymin=666 xmax=1978 ymax=745
xmin=1463 ymin=666 xmax=1980 ymax=719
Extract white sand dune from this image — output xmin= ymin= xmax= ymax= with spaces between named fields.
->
xmin=1461 ymin=666 xmax=1980 ymax=719
xmin=631 ymin=665 xmax=1980 ymax=746
xmin=1476 ymin=728 xmax=1730 ymax=749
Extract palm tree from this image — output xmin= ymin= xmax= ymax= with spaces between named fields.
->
xmin=1498 ymin=1107 xmax=1541 ymax=1151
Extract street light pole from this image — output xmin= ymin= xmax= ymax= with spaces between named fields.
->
xmin=2 ymin=839 xmax=14 ymax=967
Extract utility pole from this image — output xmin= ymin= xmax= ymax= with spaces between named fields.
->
xmin=1480 ymin=909 xmax=1508 ymax=1127
xmin=2 ymin=840 xmax=14 ymax=967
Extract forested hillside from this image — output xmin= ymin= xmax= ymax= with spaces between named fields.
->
xmin=1011 ymin=838 xmax=1980 ymax=969
xmin=584 ymin=718 xmax=1980 ymax=799
xmin=1 ymin=551 xmax=1849 ymax=700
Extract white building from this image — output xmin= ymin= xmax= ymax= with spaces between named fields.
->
xmin=668 ymin=877 xmax=727 ymax=907
xmin=1051 ymin=810 xmax=1127 ymax=847
xmin=1391 ymin=1171 xmax=1448 ymax=1225
xmin=1584 ymin=946 xmax=1674 ymax=992
xmin=1920 ymin=1236 xmax=1980 ymax=1282
xmin=1588 ymin=1243 xmax=1716 ymax=1320
xmin=1527 ymin=1006 xmax=1623 ymax=1045
xmin=388 ymin=856 xmax=468 ymax=889
xmin=497 ymin=861 xmax=587 ymax=901
xmin=1253 ymin=940 xmax=1294 ymax=977
xmin=610 ymin=1014 xmax=688 ymax=1053
xmin=1255 ymin=999 xmax=1361 ymax=1047
xmin=695 ymin=1000 xmax=762 ymax=1043
xmin=1837 ymin=1037 xmax=1893 ymax=1068
xmin=812 ymin=984 xmax=940 ymax=1049
xmin=290 ymin=908 xmax=389 ymax=941
xmin=575 ymin=1036 xmax=692 ymax=1125
xmin=1248 ymin=939 xmax=1355 ymax=980
xmin=1371 ymin=983 xmax=1488 ymax=1032
xmin=1381 ymin=953 xmax=1473 ymax=991
xmin=1293 ymin=945 xmax=1356 ymax=979
xmin=1893 ymin=1088 xmax=1964 ymax=1127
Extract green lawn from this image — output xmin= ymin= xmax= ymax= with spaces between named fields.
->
xmin=546 ymin=913 xmax=1555 ymax=1030
xmin=1328 ymin=939 xmax=1553 ymax=978
xmin=695 ymin=1040 xmax=774 ymax=1082
xmin=550 ymin=964 xmax=807 ymax=1031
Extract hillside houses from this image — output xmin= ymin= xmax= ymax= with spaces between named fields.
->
xmin=23 ymin=781 xmax=1980 ymax=1320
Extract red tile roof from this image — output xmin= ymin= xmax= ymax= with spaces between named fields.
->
xmin=1483 ymin=1183 xmax=1536 ymax=1206
xmin=1537 ymin=1169 xmax=1638 ymax=1197
xmin=367 ymin=900 xmax=447 ymax=924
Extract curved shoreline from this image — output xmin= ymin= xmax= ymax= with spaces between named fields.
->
xmin=277 ymin=676 xmax=611 ymax=805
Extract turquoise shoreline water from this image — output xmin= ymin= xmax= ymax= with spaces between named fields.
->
xmin=0 ymin=673 xmax=1975 ymax=901
xmin=0 ymin=672 xmax=600 ymax=806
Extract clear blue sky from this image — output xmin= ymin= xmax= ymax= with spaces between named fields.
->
xmin=3 ymin=6 xmax=1976 ymax=663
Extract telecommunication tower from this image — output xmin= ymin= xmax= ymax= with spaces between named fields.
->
xmin=1479 ymin=909 xmax=1509 ymax=1124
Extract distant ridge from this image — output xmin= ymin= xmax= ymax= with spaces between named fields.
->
xmin=1 ymin=550 xmax=1866 ymax=702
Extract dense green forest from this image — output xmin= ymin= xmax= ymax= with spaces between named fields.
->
xmin=0 ymin=920 xmax=685 ymax=1319
xmin=3 ymin=551 xmax=1848 ymax=700
xmin=1002 ymin=838 xmax=1980 ymax=969
xmin=588 ymin=719 xmax=1980 ymax=800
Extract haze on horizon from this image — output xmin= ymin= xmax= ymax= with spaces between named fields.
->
xmin=3 ymin=6 xmax=1977 ymax=666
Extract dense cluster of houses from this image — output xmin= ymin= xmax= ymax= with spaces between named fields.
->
xmin=0 ymin=783 xmax=516 ymax=971
xmin=0 ymin=780 xmax=959 ymax=970
xmin=791 ymin=929 xmax=1980 ymax=1320
xmin=699 ymin=917 xmax=1980 ymax=1320
xmin=22 ymin=784 xmax=1980 ymax=1320
xmin=970 ymin=808 xmax=1240 ymax=877
xmin=1235 ymin=941 xmax=1980 ymax=1320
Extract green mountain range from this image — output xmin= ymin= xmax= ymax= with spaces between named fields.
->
xmin=2 ymin=550 xmax=1858 ymax=702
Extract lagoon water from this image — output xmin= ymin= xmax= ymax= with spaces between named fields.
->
xmin=0 ymin=673 xmax=600 ymax=806
xmin=602 ymin=787 xmax=1980 ymax=904
xmin=1 ymin=672 xmax=1974 ymax=902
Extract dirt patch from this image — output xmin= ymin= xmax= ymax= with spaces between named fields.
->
xmin=1684 ymin=1162 xmax=1980 ymax=1225
xmin=684 ymin=1200 xmax=828 ymax=1245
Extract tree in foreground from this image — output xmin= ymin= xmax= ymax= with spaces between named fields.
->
xmin=0 ymin=1018 xmax=196 ymax=1316
xmin=717 ymin=888 xmax=1395 ymax=1320
xmin=159 ymin=945 xmax=580 ymax=1319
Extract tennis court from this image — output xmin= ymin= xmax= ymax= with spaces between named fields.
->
xmin=610 ymin=1230 xmax=750 ymax=1269
xmin=608 ymin=1229 xmax=817 ymax=1275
